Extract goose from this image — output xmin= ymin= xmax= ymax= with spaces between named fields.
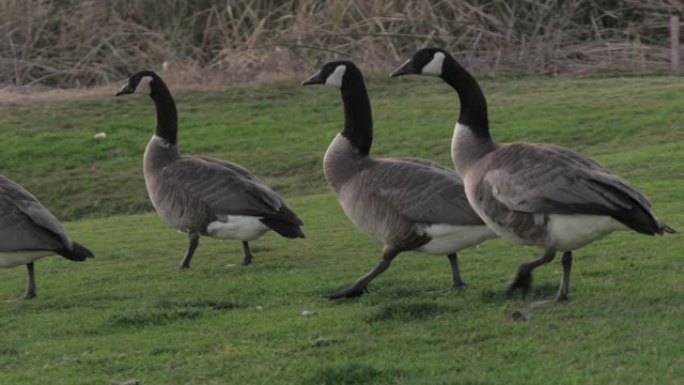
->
xmin=0 ymin=176 xmax=93 ymax=299
xmin=391 ymin=48 xmax=676 ymax=301
xmin=302 ymin=61 xmax=497 ymax=299
xmin=115 ymin=71 xmax=304 ymax=268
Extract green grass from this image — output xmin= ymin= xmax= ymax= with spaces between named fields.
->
xmin=0 ymin=75 xmax=683 ymax=384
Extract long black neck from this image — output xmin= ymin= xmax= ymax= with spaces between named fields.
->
xmin=441 ymin=57 xmax=491 ymax=140
xmin=340 ymin=77 xmax=373 ymax=156
xmin=150 ymin=80 xmax=178 ymax=144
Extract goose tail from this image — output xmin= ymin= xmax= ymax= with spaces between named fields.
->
xmin=660 ymin=223 xmax=676 ymax=235
xmin=55 ymin=241 xmax=95 ymax=261
xmin=260 ymin=217 xmax=305 ymax=239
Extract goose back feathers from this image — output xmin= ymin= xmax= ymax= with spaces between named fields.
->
xmin=325 ymin=134 xmax=490 ymax=252
xmin=145 ymin=143 xmax=303 ymax=239
xmin=0 ymin=176 xmax=71 ymax=256
xmin=309 ymin=61 xmax=493 ymax=251
xmin=468 ymin=142 xmax=670 ymax=246
xmin=117 ymin=70 xmax=303 ymax=267
xmin=393 ymin=48 xmax=674 ymax=250
xmin=0 ymin=176 xmax=93 ymax=298
xmin=0 ymin=176 xmax=93 ymax=263
xmin=392 ymin=48 xmax=674 ymax=300
xmin=303 ymin=60 xmax=496 ymax=298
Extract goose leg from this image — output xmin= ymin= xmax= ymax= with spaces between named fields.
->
xmin=506 ymin=248 xmax=556 ymax=298
xmin=556 ymin=251 xmax=573 ymax=301
xmin=447 ymin=253 xmax=466 ymax=290
xmin=25 ymin=263 xmax=37 ymax=300
xmin=241 ymin=241 xmax=254 ymax=266
xmin=179 ymin=232 xmax=200 ymax=269
xmin=328 ymin=246 xmax=401 ymax=300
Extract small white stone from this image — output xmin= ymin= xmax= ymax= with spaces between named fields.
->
xmin=301 ymin=310 xmax=317 ymax=317
xmin=93 ymin=132 xmax=107 ymax=139
xmin=255 ymin=306 xmax=264 ymax=311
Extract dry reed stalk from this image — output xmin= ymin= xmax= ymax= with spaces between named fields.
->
xmin=0 ymin=0 xmax=679 ymax=89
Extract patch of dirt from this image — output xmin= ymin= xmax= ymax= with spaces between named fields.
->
xmin=0 ymin=86 xmax=113 ymax=110
xmin=0 ymin=71 xmax=299 ymax=111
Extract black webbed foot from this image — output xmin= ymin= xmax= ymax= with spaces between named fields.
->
xmin=327 ymin=286 xmax=368 ymax=300
xmin=506 ymin=270 xmax=532 ymax=298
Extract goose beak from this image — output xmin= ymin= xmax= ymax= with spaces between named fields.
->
xmin=115 ymin=83 xmax=134 ymax=96
xmin=389 ymin=58 xmax=414 ymax=77
xmin=301 ymin=71 xmax=324 ymax=86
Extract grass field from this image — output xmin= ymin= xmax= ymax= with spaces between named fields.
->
xmin=0 ymin=74 xmax=683 ymax=384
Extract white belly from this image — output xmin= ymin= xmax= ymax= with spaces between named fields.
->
xmin=547 ymin=214 xmax=628 ymax=251
xmin=206 ymin=215 xmax=270 ymax=241
xmin=0 ymin=251 xmax=52 ymax=268
xmin=417 ymin=224 xmax=497 ymax=255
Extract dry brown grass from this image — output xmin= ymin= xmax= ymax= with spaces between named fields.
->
xmin=1 ymin=0 xmax=682 ymax=89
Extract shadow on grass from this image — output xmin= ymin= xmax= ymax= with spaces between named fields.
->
xmin=108 ymin=298 xmax=246 ymax=328
xmin=0 ymin=346 xmax=18 ymax=356
xmin=366 ymin=301 xmax=458 ymax=323
xmin=321 ymin=279 xmax=450 ymax=303
xmin=436 ymin=380 xmax=496 ymax=385
xmin=478 ymin=287 xmax=509 ymax=304
xmin=304 ymin=363 xmax=400 ymax=385
xmin=154 ymin=299 xmax=244 ymax=311
xmin=247 ymin=245 xmax=272 ymax=253
xmin=382 ymin=283 xmax=449 ymax=300
xmin=150 ymin=347 xmax=179 ymax=356
xmin=479 ymin=282 xmax=560 ymax=304
xmin=528 ymin=282 xmax=562 ymax=299
xmin=108 ymin=308 xmax=204 ymax=328
xmin=581 ymin=268 xmax=614 ymax=278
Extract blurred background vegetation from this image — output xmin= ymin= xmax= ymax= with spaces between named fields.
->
xmin=0 ymin=0 xmax=682 ymax=88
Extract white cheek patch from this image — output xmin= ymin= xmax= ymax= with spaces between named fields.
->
xmin=135 ymin=76 xmax=153 ymax=94
xmin=421 ymin=52 xmax=445 ymax=76
xmin=325 ymin=65 xmax=347 ymax=88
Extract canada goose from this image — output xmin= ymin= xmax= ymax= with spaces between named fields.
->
xmin=302 ymin=61 xmax=497 ymax=299
xmin=116 ymin=71 xmax=304 ymax=268
xmin=391 ymin=48 xmax=676 ymax=301
xmin=0 ymin=176 xmax=93 ymax=299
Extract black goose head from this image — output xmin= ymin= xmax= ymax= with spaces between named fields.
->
xmin=115 ymin=70 xmax=164 ymax=97
xmin=302 ymin=60 xmax=372 ymax=156
xmin=391 ymin=48 xmax=491 ymax=139
xmin=390 ymin=48 xmax=448 ymax=78
xmin=301 ymin=61 xmax=363 ymax=89
xmin=115 ymin=70 xmax=178 ymax=143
